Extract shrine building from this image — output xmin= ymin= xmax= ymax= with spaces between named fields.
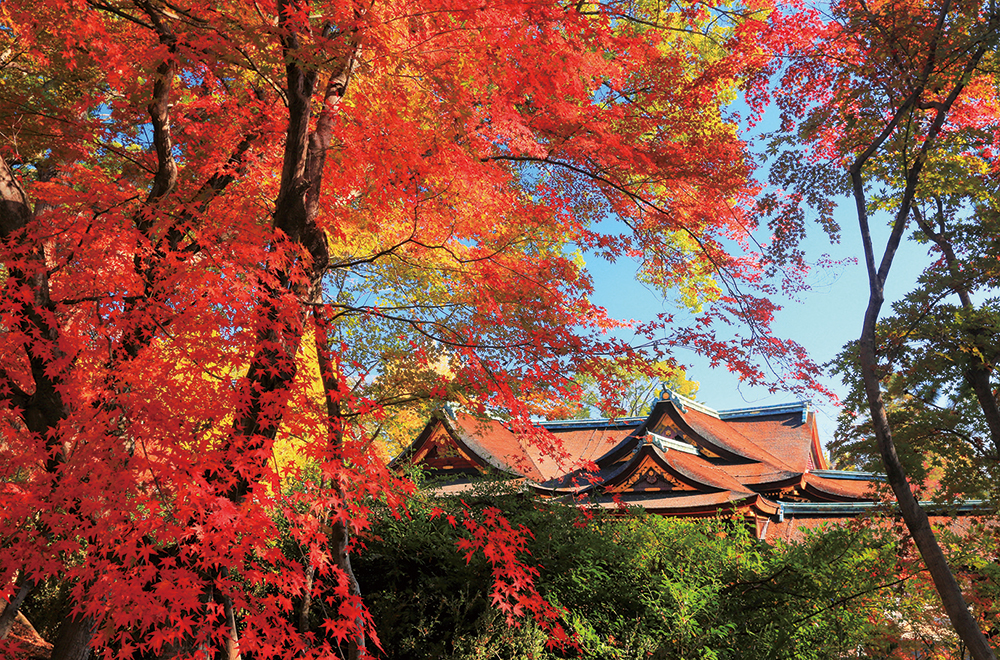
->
xmin=392 ymin=392 xmax=927 ymax=541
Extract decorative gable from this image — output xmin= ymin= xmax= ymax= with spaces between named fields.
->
xmin=407 ymin=424 xmax=484 ymax=474
xmin=606 ymin=453 xmax=698 ymax=494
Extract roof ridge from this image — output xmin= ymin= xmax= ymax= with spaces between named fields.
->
xmin=537 ymin=416 xmax=645 ymax=429
xmin=663 ymin=390 xmax=719 ymax=418
xmin=718 ymin=401 xmax=810 ymax=422
xmin=511 ymin=422 xmax=560 ymax=483
xmin=446 ymin=412 xmax=545 ymax=482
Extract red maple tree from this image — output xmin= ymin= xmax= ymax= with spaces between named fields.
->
xmin=0 ymin=0 xmax=814 ymax=657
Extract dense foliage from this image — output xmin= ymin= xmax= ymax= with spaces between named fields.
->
xmin=354 ymin=487 xmax=999 ymax=660
xmin=0 ymin=0 xmax=824 ymax=656
xmin=2 ymin=0 xmax=999 ymax=655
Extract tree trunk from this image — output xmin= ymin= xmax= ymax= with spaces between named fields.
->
xmin=297 ymin=562 xmax=316 ymax=634
xmin=221 ymin=594 xmax=241 ymax=660
xmin=852 ymin=160 xmax=997 ymax=660
xmin=50 ymin=614 xmax=93 ymax=660
xmin=330 ymin=518 xmax=365 ymax=660
xmin=0 ymin=577 xmax=34 ymax=639
xmin=313 ymin=306 xmax=366 ymax=660
xmin=859 ymin=333 xmax=995 ymax=659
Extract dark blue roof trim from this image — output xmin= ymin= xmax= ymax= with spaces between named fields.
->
xmin=779 ymin=500 xmax=993 ymax=518
xmin=810 ymin=469 xmax=886 ymax=482
xmin=538 ymin=417 xmax=645 ymax=431
xmin=718 ymin=402 xmax=809 ymax=420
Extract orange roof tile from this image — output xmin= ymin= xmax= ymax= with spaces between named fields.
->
xmin=658 ymin=446 xmax=755 ymax=495
xmin=398 ymin=400 xmax=890 ymax=520
xmin=596 ymin=442 xmax=752 ymax=495
xmin=591 ymin=490 xmax=778 ymax=516
xmin=662 ymin=403 xmax=797 ymax=472
xmin=545 ymin=425 xmax=635 ymax=466
xmin=801 ymin=473 xmax=877 ymax=501
xmin=724 ymin=410 xmax=819 ymax=472
xmin=717 ymin=461 xmax=801 ymax=487
xmin=515 ymin=421 xmax=635 ymax=481
xmin=447 ymin=412 xmax=547 ymax=481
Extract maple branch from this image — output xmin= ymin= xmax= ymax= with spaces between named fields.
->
xmin=272 ymin=0 xmax=321 ymax=257
xmin=485 ymin=154 xmax=752 ymax=292
xmin=597 ymin=8 xmax=733 ymax=48
xmin=86 ymin=0 xmax=155 ymax=30
xmin=0 ymin=158 xmax=32 ymax=238
xmin=310 ymin=290 xmax=367 ymax=658
xmin=0 ymin=159 xmax=67 ymax=463
xmin=192 ymin=127 xmax=262 ymax=210
xmin=0 ymin=47 xmax=25 ymax=74
xmin=0 ymin=160 xmax=70 ymax=637
xmin=223 ymin=0 xmax=361 ymax=503
xmin=376 ymin=310 xmax=535 ymax=351
xmin=489 ymin=154 xmax=804 ymax=388
xmin=0 ymin=574 xmax=35 ymax=639
xmin=134 ymin=0 xmax=179 ymax=208
xmin=322 ymin=300 xmax=464 ymax=314
xmin=922 ymin=426 xmax=996 ymax=462
xmin=0 ymin=366 xmax=29 ymax=409
xmin=229 ymin=42 xmax=288 ymax=104
xmin=160 ymin=0 xmax=212 ymax=27
xmin=109 ymin=25 xmax=259 ymax=361
xmin=100 ymin=1 xmax=184 ymax=367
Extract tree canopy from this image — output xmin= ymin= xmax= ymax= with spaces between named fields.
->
xmin=7 ymin=0 xmax=999 ymax=655
xmin=0 ymin=0 xmax=817 ymax=657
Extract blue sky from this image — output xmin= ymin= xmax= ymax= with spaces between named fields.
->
xmin=585 ymin=201 xmax=931 ymax=452
xmin=576 ymin=87 xmax=943 ymax=454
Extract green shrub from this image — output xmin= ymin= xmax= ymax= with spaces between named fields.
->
xmin=354 ymin=487 xmax=917 ymax=660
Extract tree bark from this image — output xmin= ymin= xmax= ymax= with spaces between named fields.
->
xmin=853 ymin=176 xmax=997 ymax=660
xmin=297 ymin=562 xmax=317 ymax=634
xmin=0 ymin=577 xmax=34 ymax=639
xmin=858 ymin=331 xmax=995 ymax=659
xmin=0 ymin=151 xmax=70 ymax=645
xmin=50 ymin=615 xmax=94 ymax=660
xmin=203 ymin=3 xmax=360 ymax=657
xmin=850 ymin=110 xmax=997 ymax=660
xmin=844 ymin=6 xmax=997 ymax=654
xmin=313 ymin=305 xmax=366 ymax=660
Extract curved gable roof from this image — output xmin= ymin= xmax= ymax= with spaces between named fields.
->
xmin=446 ymin=411 xmax=547 ymax=481
xmin=599 ymin=441 xmax=751 ymax=495
xmin=652 ymin=399 xmax=797 ymax=472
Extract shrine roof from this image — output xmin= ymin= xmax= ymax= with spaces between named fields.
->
xmin=420 ymin=410 xmax=634 ymax=483
xmin=632 ymin=442 xmax=751 ymax=495
xmin=716 ymin=461 xmax=801 ymax=487
xmin=721 ymin=407 xmax=824 ymax=472
xmin=533 ymin=417 xmax=639 ymax=473
xmin=446 ymin=411 xmax=548 ymax=481
xmin=540 ymin=438 xmax=757 ymax=503
xmin=654 ymin=398 xmax=798 ymax=472
xmin=398 ymin=397 xmax=885 ymax=510
xmin=800 ymin=472 xmax=878 ymax=501
xmin=763 ymin=500 xmax=995 ymax=542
